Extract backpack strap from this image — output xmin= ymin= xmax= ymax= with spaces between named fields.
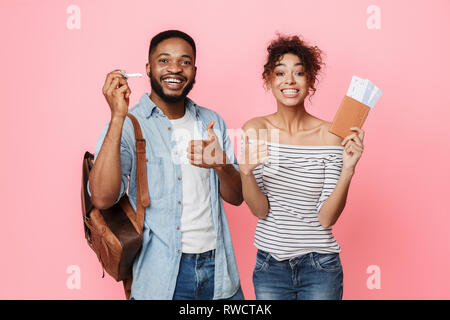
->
xmin=127 ymin=113 xmax=150 ymax=234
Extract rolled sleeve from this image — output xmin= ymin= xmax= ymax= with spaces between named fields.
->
xmin=218 ymin=117 xmax=239 ymax=172
xmin=316 ymin=153 xmax=343 ymax=214
xmin=87 ymin=120 xmax=133 ymax=205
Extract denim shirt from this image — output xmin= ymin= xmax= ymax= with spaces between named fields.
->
xmin=90 ymin=93 xmax=241 ymax=299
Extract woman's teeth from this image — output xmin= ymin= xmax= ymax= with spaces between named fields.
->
xmin=282 ymin=89 xmax=299 ymax=94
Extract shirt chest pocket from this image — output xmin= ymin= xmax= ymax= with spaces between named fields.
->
xmin=145 ymin=158 xmax=166 ymax=201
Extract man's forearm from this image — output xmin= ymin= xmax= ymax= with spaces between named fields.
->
xmin=317 ymin=168 xmax=354 ymax=228
xmin=89 ymin=116 xmax=125 ymax=209
xmin=214 ymin=163 xmax=243 ymax=206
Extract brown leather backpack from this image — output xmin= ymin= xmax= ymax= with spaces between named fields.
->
xmin=81 ymin=113 xmax=149 ymax=299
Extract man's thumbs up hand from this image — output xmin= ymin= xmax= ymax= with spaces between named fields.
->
xmin=206 ymin=121 xmax=217 ymax=142
xmin=187 ymin=121 xmax=227 ymax=168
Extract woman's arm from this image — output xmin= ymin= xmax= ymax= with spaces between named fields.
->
xmin=317 ymin=168 xmax=354 ymax=228
xmin=240 ymin=167 xmax=269 ymax=218
xmin=318 ymin=127 xmax=365 ymax=228
xmin=239 ymin=119 xmax=270 ymax=218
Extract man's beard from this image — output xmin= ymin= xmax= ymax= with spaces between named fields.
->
xmin=150 ymin=71 xmax=195 ymax=103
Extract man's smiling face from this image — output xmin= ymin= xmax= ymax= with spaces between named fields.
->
xmin=146 ymin=37 xmax=197 ymax=103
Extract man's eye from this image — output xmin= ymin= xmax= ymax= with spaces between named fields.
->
xmin=181 ymin=60 xmax=191 ymax=65
xmin=159 ymin=59 xmax=168 ymax=63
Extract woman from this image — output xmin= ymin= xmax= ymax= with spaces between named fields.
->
xmin=239 ymin=34 xmax=365 ymax=300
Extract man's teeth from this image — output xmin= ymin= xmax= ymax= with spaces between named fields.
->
xmin=163 ymin=78 xmax=182 ymax=83
xmin=282 ymin=89 xmax=299 ymax=94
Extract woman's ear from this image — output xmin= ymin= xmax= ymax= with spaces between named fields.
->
xmin=264 ymin=76 xmax=271 ymax=90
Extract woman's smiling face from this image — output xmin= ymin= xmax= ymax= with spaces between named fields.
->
xmin=266 ymin=53 xmax=310 ymax=107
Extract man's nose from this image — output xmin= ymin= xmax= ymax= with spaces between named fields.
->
xmin=167 ymin=61 xmax=182 ymax=73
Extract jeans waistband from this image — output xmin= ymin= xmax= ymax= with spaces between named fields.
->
xmin=181 ymin=249 xmax=215 ymax=260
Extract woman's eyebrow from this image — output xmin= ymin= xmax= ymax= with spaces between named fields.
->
xmin=275 ymin=62 xmax=304 ymax=67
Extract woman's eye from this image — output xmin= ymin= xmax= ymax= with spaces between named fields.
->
xmin=276 ymin=72 xmax=284 ymax=76
xmin=296 ymin=72 xmax=305 ymax=76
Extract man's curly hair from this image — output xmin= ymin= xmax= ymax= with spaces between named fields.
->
xmin=263 ymin=34 xmax=325 ymax=97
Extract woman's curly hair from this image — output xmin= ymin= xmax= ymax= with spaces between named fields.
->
xmin=263 ymin=34 xmax=325 ymax=98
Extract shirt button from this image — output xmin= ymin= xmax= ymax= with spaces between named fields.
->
xmin=177 ymin=176 xmax=182 ymax=181
xmin=176 ymin=226 xmax=180 ymax=230
xmin=168 ymin=127 xmax=172 ymax=131
xmin=177 ymin=201 xmax=181 ymax=205
xmin=177 ymin=250 xmax=181 ymax=254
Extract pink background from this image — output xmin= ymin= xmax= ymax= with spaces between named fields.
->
xmin=1 ymin=0 xmax=449 ymax=299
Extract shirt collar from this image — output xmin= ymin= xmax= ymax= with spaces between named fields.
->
xmin=140 ymin=93 xmax=199 ymax=119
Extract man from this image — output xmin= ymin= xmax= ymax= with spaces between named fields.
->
xmin=88 ymin=30 xmax=244 ymax=300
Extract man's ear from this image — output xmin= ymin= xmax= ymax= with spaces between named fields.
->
xmin=146 ymin=62 xmax=151 ymax=77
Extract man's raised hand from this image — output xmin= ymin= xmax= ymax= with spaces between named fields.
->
xmin=102 ymin=69 xmax=132 ymax=118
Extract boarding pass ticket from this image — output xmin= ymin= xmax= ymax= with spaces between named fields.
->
xmin=346 ymin=76 xmax=382 ymax=109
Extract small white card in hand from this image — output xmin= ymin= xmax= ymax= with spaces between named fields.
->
xmin=120 ymin=72 xmax=142 ymax=79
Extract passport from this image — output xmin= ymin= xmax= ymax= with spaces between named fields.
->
xmin=329 ymin=76 xmax=382 ymax=139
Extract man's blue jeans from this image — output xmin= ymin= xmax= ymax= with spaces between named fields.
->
xmin=173 ymin=249 xmax=244 ymax=300
xmin=253 ymin=249 xmax=343 ymax=300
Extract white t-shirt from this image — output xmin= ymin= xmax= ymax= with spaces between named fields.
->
xmin=170 ymin=110 xmax=216 ymax=254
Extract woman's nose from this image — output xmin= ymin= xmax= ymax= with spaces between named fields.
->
xmin=285 ymin=76 xmax=296 ymax=85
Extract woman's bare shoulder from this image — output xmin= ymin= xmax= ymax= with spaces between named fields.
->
xmin=242 ymin=116 xmax=273 ymax=141
xmin=242 ymin=116 xmax=270 ymax=131
xmin=319 ymin=120 xmax=343 ymax=146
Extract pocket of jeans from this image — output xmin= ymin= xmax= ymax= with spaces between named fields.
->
xmin=254 ymin=250 xmax=270 ymax=273
xmin=312 ymin=253 xmax=342 ymax=272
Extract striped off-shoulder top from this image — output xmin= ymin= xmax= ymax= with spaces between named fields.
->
xmin=252 ymin=142 xmax=345 ymax=261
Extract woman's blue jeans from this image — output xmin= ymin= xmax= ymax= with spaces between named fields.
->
xmin=253 ymin=249 xmax=343 ymax=300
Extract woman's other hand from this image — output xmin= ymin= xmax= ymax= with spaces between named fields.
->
xmin=239 ymin=134 xmax=269 ymax=176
